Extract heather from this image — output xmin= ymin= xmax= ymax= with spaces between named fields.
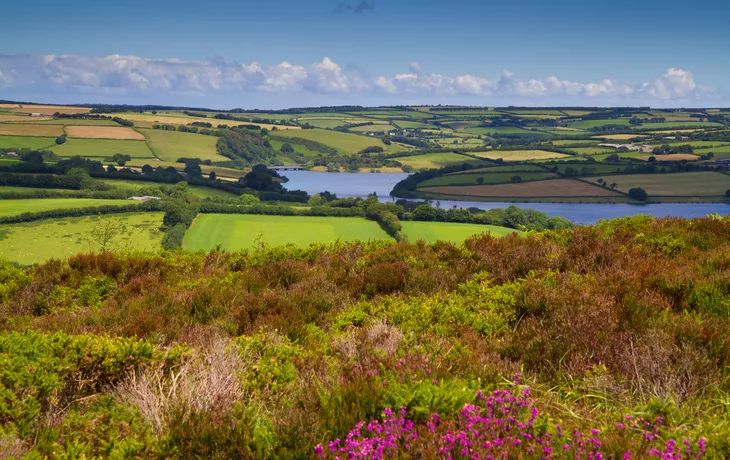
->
xmin=2 ymin=215 xmax=730 ymax=458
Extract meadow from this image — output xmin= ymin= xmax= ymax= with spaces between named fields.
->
xmin=565 ymin=146 xmax=619 ymax=155
xmin=139 ymin=128 xmax=227 ymax=162
xmin=268 ymin=139 xmax=323 ymax=158
xmin=94 ymin=178 xmax=237 ymax=199
xmin=0 ymin=135 xmax=56 ymax=150
xmin=117 ymin=112 xmax=299 ymax=130
xmin=183 ymin=214 xmax=390 ymax=251
xmin=395 ymin=152 xmax=488 ymax=169
xmin=593 ymin=171 xmax=730 ymax=196
xmin=401 ymin=220 xmax=516 ymax=242
xmin=470 ymin=149 xmax=569 ymax=161
xmin=0 ymin=198 xmax=136 ymax=218
xmin=51 ymin=138 xmax=155 ymax=159
xmin=271 ymin=128 xmax=399 ymax=154
xmin=461 ymin=126 xmax=549 ymax=137
xmin=0 ymin=212 xmax=163 ymax=264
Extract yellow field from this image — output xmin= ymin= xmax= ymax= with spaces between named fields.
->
xmin=0 ymin=104 xmax=20 ymax=108
xmin=65 ymin=126 xmax=145 ymax=140
xmin=470 ymin=150 xmax=569 ymax=161
xmin=15 ymin=105 xmax=92 ymax=115
xmin=0 ymin=124 xmax=64 ymax=137
xmin=0 ymin=115 xmax=37 ymax=122
xmin=119 ymin=112 xmax=300 ymax=131
xmin=636 ymin=154 xmax=699 ymax=162
xmin=645 ymin=129 xmax=704 ymax=134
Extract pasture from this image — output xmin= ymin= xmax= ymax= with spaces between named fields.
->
xmin=349 ymin=125 xmax=395 ymax=134
xmin=634 ymin=121 xmax=723 ymax=131
xmin=183 ymin=214 xmax=390 ymax=251
xmin=448 ymin=165 xmax=546 ymax=174
xmin=592 ymin=172 xmax=730 ymax=196
xmin=139 ymin=128 xmax=227 ymax=162
xmin=401 ymin=221 xmax=516 ymax=243
xmin=462 ymin=126 xmax=549 ymax=137
xmin=271 ymin=128 xmax=398 ymax=154
xmin=0 ymin=198 xmax=135 ymax=218
xmin=269 ymin=139 xmax=323 ymax=157
xmin=566 ymin=119 xmax=632 ymax=129
xmin=395 ymin=152 xmax=488 ymax=169
xmin=118 ymin=112 xmax=299 ymax=130
xmin=565 ymin=147 xmax=618 ymax=155
xmin=0 ymin=136 xmax=56 ymax=150
xmin=636 ymin=154 xmax=699 ymax=162
xmin=65 ymin=126 xmax=145 ymax=140
xmin=421 ymin=179 xmax=622 ymax=198
xmin=0 ymin=124 xmax=64 ymax=137
xmin=0 ymin=212 xmax=163 ymax=265
xmin=470 ymin=150 xmax=569 ymax=161
xmin=52 ymin=138 xmax=155 ymax=159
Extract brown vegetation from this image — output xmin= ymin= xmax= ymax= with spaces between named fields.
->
xmin=65 ymin=126 xmax=145 ymax=140
xmin=422 ymin=178 xmax=622 ymax=197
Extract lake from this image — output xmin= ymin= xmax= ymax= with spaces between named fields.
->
xmin=281 ymin=171 xmax=730 ymax=225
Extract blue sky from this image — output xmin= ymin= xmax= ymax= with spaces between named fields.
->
xmin=1 ymin=0 xmax=728 ymax=108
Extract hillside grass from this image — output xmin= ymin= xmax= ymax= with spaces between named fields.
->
xmin=271 ymin=128 xmax=401 ymax=154
xmin=0 ymin=135 xmax=56 ymax=150
xmin=183 ymin=214 xmax=391 ymax=251
xmin=401 ymin=220 xmax=517 ymax=243
xmin=139 ymin=128 xmax=228 ymax=162
xmin=589 ymin=171 xmax=730 ymax=196
xmin=395 ymin=152 xmax=488 ymax=169
xmin=51 ymin=138 xmax=155 ymax=159
xmin=0 ymin=212 xmax=163 ymax=264
xmin=0 ymin=198 xmax=136 ymax=218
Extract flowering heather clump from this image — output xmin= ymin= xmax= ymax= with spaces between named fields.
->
xmin=316 ymin=383 xmax=707 ymax=459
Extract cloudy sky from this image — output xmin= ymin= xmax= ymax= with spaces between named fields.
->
xmin=1 ymin=0 xmax=728 ymax=109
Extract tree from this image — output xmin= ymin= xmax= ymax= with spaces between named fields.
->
xmin=240 ymin=194 xmax=261 ymax=205
xmin=725 ymin=189 xmax=730 ymax=198
xmin=88 ymin=214 xmax=128 ymax=252
xmin=55 ymin=134 xmax=67 ymax=145
xmin=209 ymin=171 xmax=217 ymax=181
xmin=141 ymin=164 xmax=154 ymax=175
xmin=112 ymin=153 xmax=131 ymax=166
xmin=308 ymin=194 xmax=327 ymax=206
xmin=280 ymin=143 xmax=294 ymax=153
xmin=648 ymin=156 xmax=656 ymax=163
xmin=511 ymin=176 xmax=522 ymax=183
xmin=476 ymin=177 xmax=484 ymax=185
xmin=610 ymin=183 xmax=617 ymax=189
xmin=184 ymin=162 xmax=202 ymax=178
xmin=628 ymin=187 xmax=649 ymax=201
xmin=326 ymin=163 xmax=340 ymax=173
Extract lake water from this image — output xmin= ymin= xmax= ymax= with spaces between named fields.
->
xmin=281 ymin=171 xmax=730 ymax=225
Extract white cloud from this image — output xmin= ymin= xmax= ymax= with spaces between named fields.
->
xmin=0 ymin=53 xmax=718 ymax=105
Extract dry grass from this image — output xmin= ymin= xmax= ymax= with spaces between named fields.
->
xmin=0 ymin=115 xmax=37 ymax=122
xmin=117 ymin=338 xmax=246 ymax=435
xmin=0 ymin=103 xmax=20 ymax=108
xmin=470 ymin=150 xmax=569 ymax=161
xmin=422 ymin=179 xmax=622 ymax=198
xmin=0 ymin=124 xmax=64 ymax=137
xmin=15 ymin=105 xmax=92 ymax=115
xmin=636 ymin=154 xmax=699 ymax=162
xmin=65 ymin=126 xmax=145 ymax=140
xmin=0 ymin=433 xmax=27 ymax=458
xmin=119 ymin=113 xmax=300 ymax=131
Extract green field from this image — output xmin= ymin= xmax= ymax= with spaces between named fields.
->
xmin=634 ymin=121 xmax=723 ymax=131
xmin=0 ymin=212 xmax=163 ymax=265
xmin=419 ymin=171 xmax=556 ymax=187
xmin=52 ymin=138 xmax=155 ymax=158
xmin=183 ymin=214 xmax=391 ymax=251
xmin=588 ymin=172 xmax=730 ymax=196
xmin=694 ymin=145 xmax=730 ymax=159
xmin=272 ymin=128 xmax=403 ymax=154
xmin=395 ymin=152 xmax=488 ymax=169
xmin=462 ymin=126 xmax=550 ymax=137
xmin=139 ymin=128 xmax=227 ymax=162
xmin=470 ymin=150 xmax=570 ymax=161
xmin=401 ymin=221 xmax=516 ymax=243
xmin=0 ymin=135 xmax=56 ymax=150
xmin=448 ymin=165 xmax=546 ymax=174
xmin=93 ymin=178 xmax=236 ymax=199
xmin=566 ymin=147 xmax=619 ymax=155
xmin=349 ymin=125 xmax=395 ymax=134
xmin=0 ymin=198 xmax=135 ymax=218
xmin=551 ymin=140 xmax=602 ymax=147
xmin=567 ymin=119 xmax=633 ymax=129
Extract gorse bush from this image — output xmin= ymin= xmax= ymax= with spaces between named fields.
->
xmin=1 ymin=215 xmax=730 ymax=457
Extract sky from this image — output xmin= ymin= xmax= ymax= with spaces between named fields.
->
xmin=0 ymin=0 xmax=728 ymax=109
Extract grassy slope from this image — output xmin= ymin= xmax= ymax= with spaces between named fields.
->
xmin=52 ymin=138 xmax=155 ymax=159
xmin=0 ymin=136 xmax=56 ymax=150
xmin=183 ymin=214 xmax=391 ymax=251
xmin=591 ymin=171 xmax=730 ymax=196
xmin=395 ymin=152 xmax=488 ymax=169
xmin=0 ymin=198 xmax=135 ymax=218
xmin=139 ymin=128 xmax=228 ymax=162
xmin=94 ymin=178 xmax=236 ymax=199
xmin=401 ymin=221 xmax=516 ymax=243
xmin=271 ymin=129 xmax=404 ymax=154
xmin=0 ymin=212 xmax=163 ymax=265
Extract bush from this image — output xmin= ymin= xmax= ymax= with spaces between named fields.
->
xmin=628 ymin=187 xmax=649 ymax=201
